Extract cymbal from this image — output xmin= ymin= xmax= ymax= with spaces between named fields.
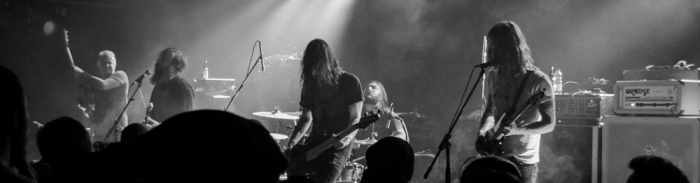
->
xmin=285 ymin=111 xmax=301 ymax=116
xmin=253 ymin=111 xmax=299 ymax=120
xmin=394 ymin=111 xmax=428 ymax=118
xmin=353 ymin=138 xmax=378 ymax=145
xmin=414 ymin=152 xmax=436 ymax=158
xmin=270 ymin=133 xmax=288 ymax=140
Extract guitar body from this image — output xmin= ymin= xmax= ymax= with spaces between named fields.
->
xmin=479 ymin=89 xmax=547 ymax=158
xmin=286 ymin=112 xmax=382 ymax=176
xmin=499 ymin=135 xmax=528 ymax=156
xmin=287 ymin=143 xmax=313 ymax=176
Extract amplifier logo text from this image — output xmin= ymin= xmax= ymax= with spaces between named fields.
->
xmin=625 ymin=88 xmax=649 ymax=96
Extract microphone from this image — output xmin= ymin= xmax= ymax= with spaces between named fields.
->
xmin=474 ymin=62 xmax=493 ymax=69
xmin=259 ymin=41 xmax=265 ymax=72
xmin=133 ymin=70 xmax=151 ymax=85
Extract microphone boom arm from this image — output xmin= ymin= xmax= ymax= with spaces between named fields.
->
xmin=224 ymin=41 xmax=263 ymax=111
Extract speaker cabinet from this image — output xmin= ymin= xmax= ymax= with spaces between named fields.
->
xmin=601 ymin=116 xmax=700 ymax=183
xmin=539 ymin=124 xmax=600 ymax=183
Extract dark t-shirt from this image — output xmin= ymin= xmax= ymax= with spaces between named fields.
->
xmin=300 ymin=72 xmax=364 ymax=145
xmin=150 ymin=76 xmax=194 ymax=122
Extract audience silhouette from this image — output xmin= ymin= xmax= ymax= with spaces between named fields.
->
xmin=361 ymin=137 xmax=414 ymax=183
xmin=460 ymin=155 xmax=521 ymax=183
xmin=626 ymin=155 xmax=689 ymax=183
xmin=0 ymin=66 xmax=37 ymax=183
xmin=134 ymin=110 xmax=288 ymax=183
xmin=33 ymin=117 xmax=91 ymax=183
xmin=74 ymin=123 xmax=150 ymax=183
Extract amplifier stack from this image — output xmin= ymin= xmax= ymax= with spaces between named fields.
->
xmin=599 ymin=69 xmax=700 ymax=183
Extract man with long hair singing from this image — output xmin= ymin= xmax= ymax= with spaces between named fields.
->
xmin=286 ymin=39 xmax=364 ymax=183
xmin=147 ymin=48 xmax=194 ymax=124
xmin=474 ymin=21 xmax=556 ymax=183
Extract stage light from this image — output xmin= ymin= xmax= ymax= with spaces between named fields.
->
xmin=43 ymin=20 xmax=55 ymax=36
xmin=27 ymin=15 xmax=56 ymax=36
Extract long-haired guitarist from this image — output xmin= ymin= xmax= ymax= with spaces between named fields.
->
xmin=475 ymin=21 xmax=555 ymax=183
xmin=286 ymin=39 xmax=364 ymax=183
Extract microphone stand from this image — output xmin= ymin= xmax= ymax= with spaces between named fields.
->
xmin=423 ymin=67 xmax=487 ymax=182
xmin=224 ymin=41 xmax=263 ymax=111
xmin=103 ymin=79 xmax=145 ymax=142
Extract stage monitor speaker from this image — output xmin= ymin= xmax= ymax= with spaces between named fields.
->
xmin=539 ymin=124 xmax=600 ymax=183
xmin=601 ymin=116 xmax=700 ymax=183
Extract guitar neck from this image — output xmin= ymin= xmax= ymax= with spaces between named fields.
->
xmin=65 ymin=46 xmax=76 ymax=67
xmin=306 ymin=123 xmax=363 ymax=155
xmin=63 ymin=36 xmax=94 ymax=121
xmin=294 ymin=114 xmax=380 ymax=163
xmin=492 ymin=98 xmax=543 ymax=141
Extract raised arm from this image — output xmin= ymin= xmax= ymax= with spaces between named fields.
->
xmin=74 ymin=69 xmax=126 ymax=91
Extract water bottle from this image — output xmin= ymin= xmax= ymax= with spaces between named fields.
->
xmin=553 ymin=68 xmax=563 ymax=95
xmin=203 ymin=60 xmax=209 ymax=79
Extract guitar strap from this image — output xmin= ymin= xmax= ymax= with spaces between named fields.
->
xmin=503 ymin=70 xmax=533 ymax=124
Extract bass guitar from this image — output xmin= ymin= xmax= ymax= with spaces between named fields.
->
xmin=480 ymin=88 xmax=546 ymax=157
xmin=286 ymin=110 xmax=383 ymax=175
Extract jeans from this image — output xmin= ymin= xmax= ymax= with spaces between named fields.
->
xmin=507 ymin=156 xmax=538 ymax=183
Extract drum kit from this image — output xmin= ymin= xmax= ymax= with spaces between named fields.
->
xmin=252 ymin=109 xmax=299 ymax=143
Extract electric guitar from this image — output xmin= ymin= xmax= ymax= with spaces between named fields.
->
xmin=62 ymin=30 xmax=94 ymax=123
xmin=480 ymin=88 xmax=547 ymax=157
xmin=286 ymin=110 xmax=383 ymax=175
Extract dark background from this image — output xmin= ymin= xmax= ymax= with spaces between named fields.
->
xmin=1 ymin=0 xmax=699 ymax=182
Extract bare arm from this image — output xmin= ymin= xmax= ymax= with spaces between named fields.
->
xmin=288 ymin=108 xmax=312 ymax=147
xmin=478 ymin=92 xmax=495 ymax=136
xmin=334 ymin=101 xmax=363 ymax=149
xmin=74 ymin=68 xmax=125 ymax=91
xmin=506 ymin=99 xmax=555 ymax=135
xmin=390 ymin=116 xmax=408 ymax=142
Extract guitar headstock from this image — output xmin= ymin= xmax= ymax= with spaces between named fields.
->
xmin=356 ymin=114 xmax=381 ymax=129
xmin=61 ymin=29 xmax=70 ymax=46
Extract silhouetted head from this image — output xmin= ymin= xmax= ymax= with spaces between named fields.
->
xmin=120 ymin=123 xmax=149 ymax=145
xmin=300 ymin=39 xmax=343 ymax=89
xmin=486 ymin=21 xmax=537 ymax=74
xmin=362 ymin=137 xmax=414 ymax=183
xmin=151 ymin=48 xmax=188 ymax=84
xmin=0 ymin=66 xmax=29 ymax=155
xmin=0 ymin=66 xmax=34 ymax=181
xmin=36 ymin=117 xmax=92 ymax=171
xmin=460 ymin=155 xmax=521 ymax=183
xmin=627 ymin=155 xmax=689 ymax=183
xmin=135 ymin=110 xmax=287 ymax=183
